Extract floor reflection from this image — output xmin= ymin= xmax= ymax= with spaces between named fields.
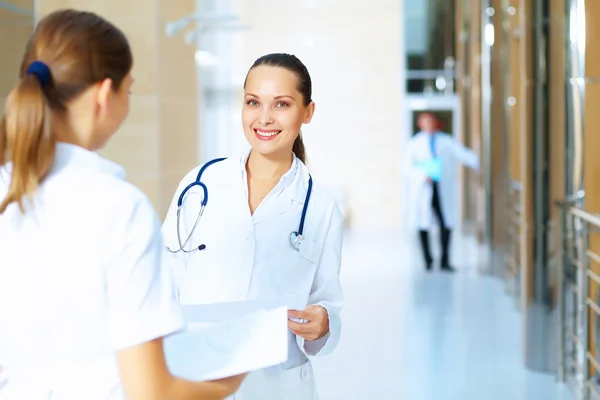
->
xmin=312 ymin=229 xmax=572 ymax=400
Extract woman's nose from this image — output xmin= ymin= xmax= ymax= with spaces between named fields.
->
xmin=259 ymin=106 xmax=274 ymax=125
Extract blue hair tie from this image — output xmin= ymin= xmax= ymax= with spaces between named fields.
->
xmin=26 ymin=61 xmax=51 ymax=87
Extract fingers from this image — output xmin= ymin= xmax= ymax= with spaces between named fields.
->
xmin=288 ymin=321 xmax=320 ymax=341
xmin=288 ymin=319 xmax=310 ymax=333
xmin=288 ymin=306 xmax=328 ymax=341
xmin=288 ymin=305 xmax=326 ymax=321
xmin=288 ymin=309 xmax=314 ymax=320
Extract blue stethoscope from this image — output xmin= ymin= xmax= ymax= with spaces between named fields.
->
xmin=167 ymin=157 xmax=313 ymax=254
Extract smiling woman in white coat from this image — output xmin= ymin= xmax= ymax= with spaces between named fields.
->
xmin=0 ymin=9 xmax=245 ymax=400
xmin=162 ymin=53 xmax=344 ymax=400
xmin=402 ymin=113 xmax=479 ymax=272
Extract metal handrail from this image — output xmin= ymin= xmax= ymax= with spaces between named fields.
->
xmin=570 ymin=208 xmax=600 ymax=227
xmin=553 ymin=196 xmax=600 ymax=400
xmin=565 ymin=190 xmax=585 ymax=203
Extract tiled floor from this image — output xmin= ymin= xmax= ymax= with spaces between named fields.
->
xmin=311 ymin=229 xmax=574 ymax=400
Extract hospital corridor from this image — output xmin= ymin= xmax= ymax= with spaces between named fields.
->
xmin=1 ymin=0 xmax=599 ymax=399
xmin=313 ymin=231 xmax=572 ymax=400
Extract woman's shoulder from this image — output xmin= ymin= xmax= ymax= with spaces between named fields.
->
xmin=313 ymin=184 xmax=342 ymax=221
xmin=300 ymin=167 xmax=342 ymax=222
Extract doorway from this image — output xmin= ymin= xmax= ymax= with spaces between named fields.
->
xmin=404 ymin=95 xmax=463 ymax=231
xmin=411 ymin=109 xmax=454 ymax=136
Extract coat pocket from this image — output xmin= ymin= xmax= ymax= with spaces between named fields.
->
xmin=270 ymin=240 xmax=320 ymax=299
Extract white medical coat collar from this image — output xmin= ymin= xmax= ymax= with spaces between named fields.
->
xmin=416 ymin=130 xmax=441 ymax=137
xmin=51 ymin=143 xmax=126 ymax=179
xmin=233 ymin=149 xmax=310 ymax=204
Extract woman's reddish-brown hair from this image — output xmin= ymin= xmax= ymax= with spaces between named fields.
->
xmin=0 ymin=9 xmax=132 ymax=214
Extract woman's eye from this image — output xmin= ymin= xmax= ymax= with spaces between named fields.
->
xmin=275 ymin=102 xmax=289 ymax=108
xmin=246 ymin=100 xmax=259 ymax=107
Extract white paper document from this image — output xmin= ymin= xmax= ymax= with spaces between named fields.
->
xmin=180 ymin=293 xmax=307 ymax=327
xmin=164 ymin=306 xmax=289 ymax=381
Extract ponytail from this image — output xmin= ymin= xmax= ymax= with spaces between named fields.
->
xmin=0 ymin=10 xmax=133 ymax=214
xmin=0 ymin=75 xmax=54 ymax=214
xmin=292 ymin=133 xmax=307 ymax=164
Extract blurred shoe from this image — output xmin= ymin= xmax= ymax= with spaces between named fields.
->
xmin=441 ymin=265 xmax=455 ymax=272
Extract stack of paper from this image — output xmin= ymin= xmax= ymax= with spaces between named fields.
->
xmin=164 ymin=305 xmax=289 ymax=381
xmin=180 ymin=293 xmax=306 ymax=327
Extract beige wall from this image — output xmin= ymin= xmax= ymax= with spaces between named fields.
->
xmin=0 ymin=1 xmax=34 ymax=111
xmin=35 ymin=0 xmax=199 ymax=218
xmin=5 ymin=0 xmax=405 ymax=229
xmin=231 ymin=0 xmax=405 ymax=231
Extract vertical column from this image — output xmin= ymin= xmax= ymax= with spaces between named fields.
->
xmin=36 ymin=1 xmax=199 ymax=218
xmin=503 ymin=0 xmax=524 ymax=306
xmin=520 ymin=0 xmax=555 ymax=372
xmin=37 ymin=0 xmax=164 ymax=208
xmin=0 ymin=1 xmax=34 ymax=110
xmin=480 ymin=0 xmax=494 ymax=247
xmin=549 ymin=0 xmax=566 ymax=233
xmin=582 ymin=3 xmax=600 ymax=198
xmin=468 ymin=0 xmax=483 ymax=240
xmin=518 ymin=0 xmax=535 ymax=313
xmin=157 ymin=0 xmax=198 ymax=218
xmin=583 ymin=0 xmax=600 ymax=381
xmin=455 ymin=0 xmax=466 ymax=227
xmin=548 ymin=0 xmax=567 ymax=361
xmin=507 ymin=0 xmax=521 ymax=185
xmin=490 ymin=0 xmax=508 ymax=262
xmin=457 ymin=0 xmax=471 ymax=226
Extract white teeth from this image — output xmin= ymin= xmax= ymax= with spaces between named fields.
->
xmin=256 ymin=130 xmax=280 ymax=137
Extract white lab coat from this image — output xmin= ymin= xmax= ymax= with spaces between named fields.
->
xmin=0 ymin=143 xmax=185 ymax=399
xmin=161 ymin=151 xmax=344 ymax=400
xmin=402 ymin=131 xmax=479 ymax=230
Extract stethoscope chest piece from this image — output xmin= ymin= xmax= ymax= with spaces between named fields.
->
xmin=290 ymin=231 xmax=303 ymax=251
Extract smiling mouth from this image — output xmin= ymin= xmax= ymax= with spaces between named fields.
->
xmin=254 ymin=128 xmax=282 ymax=140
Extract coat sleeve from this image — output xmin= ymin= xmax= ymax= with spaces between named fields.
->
xmin=160 ymin=168 xmax=199 ymax=299
xmin=401 ymin=140 xmax=429 ymax=184
xmin=105 ymin=193 xmax=185 ymax=350
xmin=297 ymin=203 xmax=344 ymax=357
xmin=450 ymin=137 xmax=480 ymax=172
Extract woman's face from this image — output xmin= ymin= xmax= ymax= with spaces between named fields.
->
xmin=242 ymin=65 xmax=314 ymax=159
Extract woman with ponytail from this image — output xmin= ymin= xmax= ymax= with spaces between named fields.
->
xmin=0 ymin=9 xmax=245 ymax=400
xmin=162 ymin=53 xmax=344 ymax=399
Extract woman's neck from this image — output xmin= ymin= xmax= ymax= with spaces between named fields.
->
xmin=246 ymin=150 xmax=293 ymax=181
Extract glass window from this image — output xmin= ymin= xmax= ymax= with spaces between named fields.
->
xmin=404 ymin=0 xmax=456 ymax=93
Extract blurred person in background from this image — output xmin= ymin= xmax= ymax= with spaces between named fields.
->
xmin=0 ymin=9 xmax=245 ymax=400
xmin=162 ymin=53 xmax=344 ymax=400
xmin=402 ymin=112 xmax=479 ymax=272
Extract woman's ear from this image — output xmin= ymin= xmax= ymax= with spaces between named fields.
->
xmin=304 ymin=102 xmax=316 ymax=124
xmin=95 ymin=78 xmax=114 ymax=115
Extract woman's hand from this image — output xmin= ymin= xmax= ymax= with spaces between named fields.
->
xmin=287 ymin=305 xmax=329 ymax=341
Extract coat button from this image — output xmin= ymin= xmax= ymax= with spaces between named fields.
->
xmin=300 ymin=364 xmax=311 ymax=382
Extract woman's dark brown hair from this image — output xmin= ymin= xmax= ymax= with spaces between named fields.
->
xmin=0 ymin=9 xmax=132 ymax=214
xmin=244 ymin=53 xmax=312 ymax=164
